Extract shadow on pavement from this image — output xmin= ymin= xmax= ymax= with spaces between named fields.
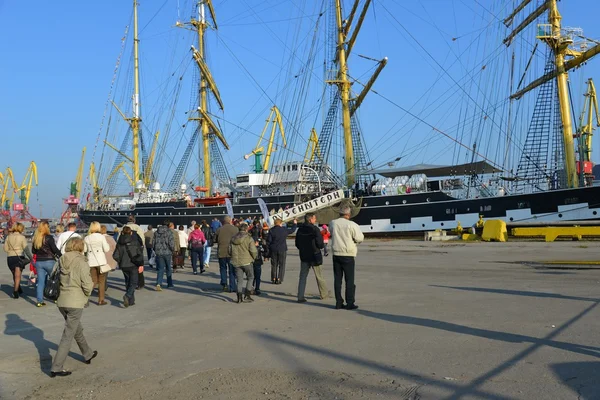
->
xmin=4 ymin=313 xmax=84 ymax=375
xmin=357 ymin=309 xmax=600 ymax=357
xmin=358 ymin=300 xmax=599 ymax=400
xmin=249 ymin=331 xmax=511 ymax=400
xmin=550 ymin=361 xmax=600 ymax=399
xmin=430 ymin=285 xmax=599 ymax=303
xmin=1 ymin=284 xmax=37 ymax=306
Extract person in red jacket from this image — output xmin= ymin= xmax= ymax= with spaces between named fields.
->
xmin=321 ymin=224 xmax=331 ymax=256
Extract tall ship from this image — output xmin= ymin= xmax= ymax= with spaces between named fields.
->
xmin=81 ymin=0 xmax=600 ymax=233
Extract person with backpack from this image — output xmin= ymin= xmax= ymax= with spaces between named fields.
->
xmin=112 ymin=226 xmax=144 ymax=307
xmin=152 ymin=221 xmax=176 ymax=290
xmin=50 ymin=237 xmax=97 ymax=377
xmin=200 ymin=220 xmax=213 ymax=270
xmin=188 ymin=224 xmax=206 ymax=275
xmin=32 ymin=221 xmax=62 ymax=307
xmin=295 ymin=213 xmax=329 ymax=303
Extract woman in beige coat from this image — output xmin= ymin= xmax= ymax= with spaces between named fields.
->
xmin=3 ymin=223 xmax=33 ymax=299
xmin=84 ymin=222 xmax=110 ymax=305
xmin=50 ymin=237 xmax=97 ymax=377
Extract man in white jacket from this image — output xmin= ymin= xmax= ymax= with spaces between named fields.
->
xmin=330 ymin=206 xmax=364 ymax=310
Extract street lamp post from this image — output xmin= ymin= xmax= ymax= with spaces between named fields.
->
xmin=302 ymin=166 xmax=322 ymax=193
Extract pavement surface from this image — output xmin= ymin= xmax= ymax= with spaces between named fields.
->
xmin=1 ymin=239 xmax=599 ymax=400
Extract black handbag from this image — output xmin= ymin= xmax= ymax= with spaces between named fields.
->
xmin=44 ymin=261 xmax=61 ymax=301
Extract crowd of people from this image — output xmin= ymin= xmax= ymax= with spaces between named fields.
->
xmin=3 ymin=207 xmax=364 ymax=376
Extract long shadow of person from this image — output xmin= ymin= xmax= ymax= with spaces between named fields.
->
xmin=4 ymin=313 xmax=84 ymax=375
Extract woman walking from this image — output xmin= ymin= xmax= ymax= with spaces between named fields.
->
xmin=32 ymin=221 xmax=62 ymax=307
xmin=177 ymin=225 xmax=188 ymax=262
xmin=84 ymin=222 xmax=110 ymax=306
xmin=321 ymin=224 xmax=331 ymax=256
xmin=201 ymin=220 xmax=213 ymax=269
xmin=3 ymin=223 xmax=33 ymax=299
xmin=113 ymin=226 xmax=144 ymax=307
xmin=101 ymin=225 xmax=117 ymax=270
xmin=188 ymin=224 xmax=206 ymax=274
xmin=50 ymin=237 xmax=97 ymax=377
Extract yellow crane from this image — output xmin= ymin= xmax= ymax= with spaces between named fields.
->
xmin=304 ymin=128 xmax=321 ymax=163
xmin=1 ymin=168 xmax=18 ymax=211
xmin=144 ymin=130 xmax=160 ymax=187
xmin=575 ymin=78 xmax=600 ymax=186
xmin=15 ymin=161 xmax=38 ymax=207
xmin=89 ymin=162 xmax=101 ymax=203
xmin=71 ymin=148 xmax=86 ymax=199
xmin=244 ymin=106 xmax=286 ymax=173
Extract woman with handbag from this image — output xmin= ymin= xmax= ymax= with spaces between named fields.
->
xmin=113 ymin=226 xmax=144 ymax=307
xmin=83 ymin=222 xmax=110 ymax=306
xmin=3 ymin=223 xmax=33 ymax=299
xmin=32 ymin=221 xmax=62 ymax=307
xmin=50 ymin=237 xmax=97 ymax=377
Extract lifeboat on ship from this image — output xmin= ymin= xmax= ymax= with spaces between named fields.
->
xmin=192 ymin=187 xmax=230 ymax=207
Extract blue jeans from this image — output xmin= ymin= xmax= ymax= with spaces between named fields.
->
xmin=218 ymin=257 xmax=237 ymax=291
xmin=36 ymin=260 xmax=56 ymax=303
xmin=155 ymin=254 xmax=173 ymax=287
xmin=253 ymin=262 xmax=262 ymax=291
xmin=190 ymin=247 xmax=204 ymax=273
xmin=203 ymin=244 xmax=212 ymax=265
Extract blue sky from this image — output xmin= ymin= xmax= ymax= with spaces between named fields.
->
xmin=1 ymin=0 xmax=599 ymax=219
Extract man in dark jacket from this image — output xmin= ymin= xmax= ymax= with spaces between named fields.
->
xmin=267 ymin=217 xmax=297 ymax=284
xmin=295 ymin=212 xmax=328 ymax=303
xmin=214 ymin=216 xmax=239 ymax=292
xmin=153 ymin=221 xmax=176 ymax=290
xmin=113 ymin=226 xmax=145 ymax=307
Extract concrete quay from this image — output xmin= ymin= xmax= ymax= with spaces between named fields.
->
xmin=1 ymin=240 xmax=599 ymax=399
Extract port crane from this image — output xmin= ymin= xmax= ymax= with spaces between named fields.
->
xmin=244 ymin=106 xmax=286 ymax=173
xmin=12 ymin=161 xmax=39 ymax=227
xmin=0 ymin=168 xmax=17 ymax=228
xmin=60 ymin=147 xmax=87 ymax=228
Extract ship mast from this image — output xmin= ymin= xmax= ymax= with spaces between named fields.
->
xmin=330 ymin=0 xmax=386 ymax=187
xmin=178 ymin=0 xmax=228 ymax=196
xmin=505 ymin=0 xmax=600 ymax=188
xmin=132 ymin=0 xmax=141 ymax=184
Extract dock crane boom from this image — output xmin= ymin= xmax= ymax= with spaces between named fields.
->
xmin=244 ymin=106 xmax=286 ymax=173
xmin=304 ymin=128 xmax=321 ymax=163
xmin=60 ymin=147 xmax=87 ymax=228
xmin=1 ymin=168 xmax=17 ymax=212
xmin=575 ymin=78 xmax=600 ymax=186
xmin=12 ymin=161 xmax=39 ymax=227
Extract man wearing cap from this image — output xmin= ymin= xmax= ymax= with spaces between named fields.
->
xmin=330 ymin=206 xmax=364 ymax=310
xmin=266 ymin=217 xmax=297 ymax=284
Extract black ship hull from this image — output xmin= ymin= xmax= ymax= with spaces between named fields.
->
xmin=80 ymin=186 xmax=600 ymax=233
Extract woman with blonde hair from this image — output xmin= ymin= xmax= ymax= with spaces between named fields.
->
xmin=50 ymin=237 xmax=97 ymax=377
xmin=53 ymin=224 xmax=64 ymax=243
xmin=32 ymin=221 xmax=62 ymax=307
xmin=83 ymin=222 xmax=110 ymax=305
xmin=3 ymin=223 xmax=33 ymax=299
